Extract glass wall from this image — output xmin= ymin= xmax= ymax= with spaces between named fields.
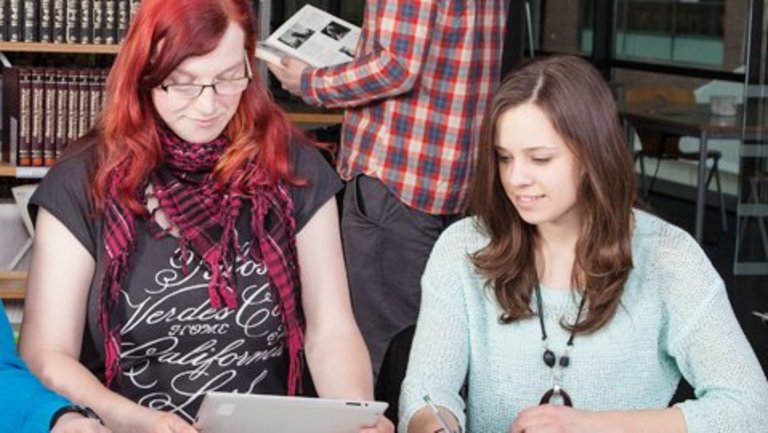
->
xmin=532 ymin=0 xmax=747 ymax=72
xmin=613 ymin=0 xmax=732 ymax=68
xmin=734 ymin=1 xmax=768 ymax=275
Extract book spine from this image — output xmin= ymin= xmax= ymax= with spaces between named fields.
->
xmin=129 ymin=0 xmax=140 ymax=24
xmin=89 ymin=69 xmax=101 ymax=128
xmin=52 ymin=0 xmax=65 ymax=42
xmin=100 ymin=70 xmax=108 ymax=110
xmin=40 ymin=0 xmax=52 ymax=42
xmin=31 ymin=68 xmax=45 ymax=167
xmin=80 ymin=0 xmax=91 ymax=44
xmin=55 ymin=70 xmax=69 ymax=159
xmin=77 ymin=70 xmax=90 ymax=138
xmin=22 ymin=0 xmax=36 ymax=42
xmin=8 ymin=0 xmax=22 ymax=42
xmin=116 ymin=0 xmax=128 ymax=41
xmin=43 ymin=69 xmax=57 ymax=166
xmin=0 ymin=0 xmax=7 ymax=42
xmin=92 ymin=0 xmax=103 ymax=44
xmin=66 ymin=70 xmax=80 ymax=147
xmin=65 ymin=0 xmax=80 ymax=43
xmin=18 ymin=69 xmax=32 ymax=166
xmin=104 ymin=0 xmax=116 ymax=44
xmin=1 ymin=67 xmax=21 ymax=165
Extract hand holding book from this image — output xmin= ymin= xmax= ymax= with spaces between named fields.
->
xmin=265 ymin=57 xmax=310 ymax=96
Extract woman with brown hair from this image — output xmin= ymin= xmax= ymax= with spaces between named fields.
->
xmin=17 ymin=0 xmax=392 ymax=432
xmin=399 ymin=55 xmax=768 ymax=433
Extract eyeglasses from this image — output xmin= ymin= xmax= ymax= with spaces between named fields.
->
xmin=159 ymin=53 xmax=253 ymax=99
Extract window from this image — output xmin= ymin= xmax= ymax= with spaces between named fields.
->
xmin=613 ymin=0 xmax=739 ymax=70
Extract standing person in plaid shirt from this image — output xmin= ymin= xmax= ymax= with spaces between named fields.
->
xmin=268 ymin=0 xmax=509 ymax=423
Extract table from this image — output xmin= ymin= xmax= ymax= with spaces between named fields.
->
xmin=620 ymin=101 xmax=767 ymax=243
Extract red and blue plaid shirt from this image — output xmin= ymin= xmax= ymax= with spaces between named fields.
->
xmin=301 ymin=0 xmax=508 ymax=215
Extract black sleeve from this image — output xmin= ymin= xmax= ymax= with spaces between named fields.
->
xmin=29 ymin=146 xmax=100 ymax=258
xmin=288 ymin=140 xmax=343 ymax=232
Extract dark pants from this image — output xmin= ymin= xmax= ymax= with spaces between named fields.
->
xmin=375 ymin=325 xmax=416 ymax=423
xmin=341 ymin=175 xmax=458 ymax=425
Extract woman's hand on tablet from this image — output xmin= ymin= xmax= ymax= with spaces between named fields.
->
xmin=139 ymin=409 xmax=199 ymax=433
xmin=360 ymin=416 xmax=395 ymax=433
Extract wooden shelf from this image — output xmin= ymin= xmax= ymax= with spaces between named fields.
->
xmin=287 ymin=111 xmax=343 ymax=124
xmin=0 ymin=165 xmax=49 ymax=179
xmin=0 ymin=165 xmax=16 ymax=177
xmin=0 ymin=271 xmax=26 ymax=300
xmin=280 ymin=102 xmax=343 ymax=125
xmin=0 ymin=42 xmax=120 ymax=54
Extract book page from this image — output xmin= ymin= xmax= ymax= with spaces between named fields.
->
xmin=260 ymin=5 xmax=360 ymax=68
xmin=256 ymin=42 xmax=287 ymax=66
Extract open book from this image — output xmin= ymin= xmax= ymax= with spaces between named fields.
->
xmin=256 ymin=5 xmax=361 ymax=68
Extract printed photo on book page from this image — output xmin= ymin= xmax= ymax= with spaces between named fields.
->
xmin=256 ymin=4 xmax=360 ymax=68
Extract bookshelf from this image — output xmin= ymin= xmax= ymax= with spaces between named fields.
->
xmin=0 ymin=165 xmax=49 ymax=178
xmin=285 ymin=106 xmax=343 ymax=125
xmin=0 ymin=271 xmax=26 ymax=300
xmin=0 ymin=107 xmax=341 ymax=180
xmin=0 ymin=42 xmax=120 ymax=54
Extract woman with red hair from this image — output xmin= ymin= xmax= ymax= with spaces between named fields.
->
xmin=17 ymin=1 xmax=392 ymax=432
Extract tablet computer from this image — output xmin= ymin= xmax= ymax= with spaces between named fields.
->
xmin=196 ymin=392 xmax=388 ymax=433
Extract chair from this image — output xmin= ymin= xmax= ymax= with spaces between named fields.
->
xmin=626 ymin=86 xmax=727 ymax=232
xmin=7 ymin=184 xmax=38 ymax=270
xmin=737 ymin=171 xmax=768 ymax=261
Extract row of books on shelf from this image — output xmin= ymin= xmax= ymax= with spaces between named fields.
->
xmin=2 ymin=66 xmax=108 ymax=166
xmin=0 ymin=0 xmax=140 ymax=45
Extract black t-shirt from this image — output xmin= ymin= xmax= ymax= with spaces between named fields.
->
xmin=30 ymin=139 xmax=342 ymax=422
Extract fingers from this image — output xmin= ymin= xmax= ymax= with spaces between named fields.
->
xmin=168 ymin=414 xmax=199 ymax=433
xmin=358 ymin=416 xmax=394 ymax=433
xmin=265 ymin=64 xmax=293 ymax=92
xmin=51 ymin=418 xmax=111 ymax=433
xmin=281 ymin=56 xmax=310 ymax=70
xmin=266 ymin=62 xmax=287 ymax=78
xmin=509 ymin=405 xmax=555 ymax=433
xmin=378 ymin=417 xmax=396 ymax=433
xmin=150 ymin=412 xmax=199 ymax=433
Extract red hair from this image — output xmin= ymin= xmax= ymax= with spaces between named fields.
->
xmin=94 ymin=0 xmax=295 ymax=214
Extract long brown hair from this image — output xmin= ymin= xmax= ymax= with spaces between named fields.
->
xmin=469 ymin=55 xmax=637 ymax=334
xmin=93 ymin=0 xmax=295 ymax=214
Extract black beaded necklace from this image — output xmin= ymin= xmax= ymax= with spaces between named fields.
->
xmin=535 ymin=283 xmax=586 ymax=407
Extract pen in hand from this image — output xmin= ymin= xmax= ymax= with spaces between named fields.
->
xmin=423 ymin=395 xmax=456 ymax=433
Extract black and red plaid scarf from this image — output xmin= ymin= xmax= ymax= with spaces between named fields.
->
xmin=101 ymin=127 xmax=304 ymax=395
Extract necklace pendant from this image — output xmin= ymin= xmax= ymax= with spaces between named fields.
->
xmin=539 ymin=385 xmax=573 ymax=407
xmin=542 ymin=349 xmax=556 ymax=367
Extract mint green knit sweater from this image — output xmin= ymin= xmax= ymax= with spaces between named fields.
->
xmin=399 ymin=210 xmax=768 ymax=433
